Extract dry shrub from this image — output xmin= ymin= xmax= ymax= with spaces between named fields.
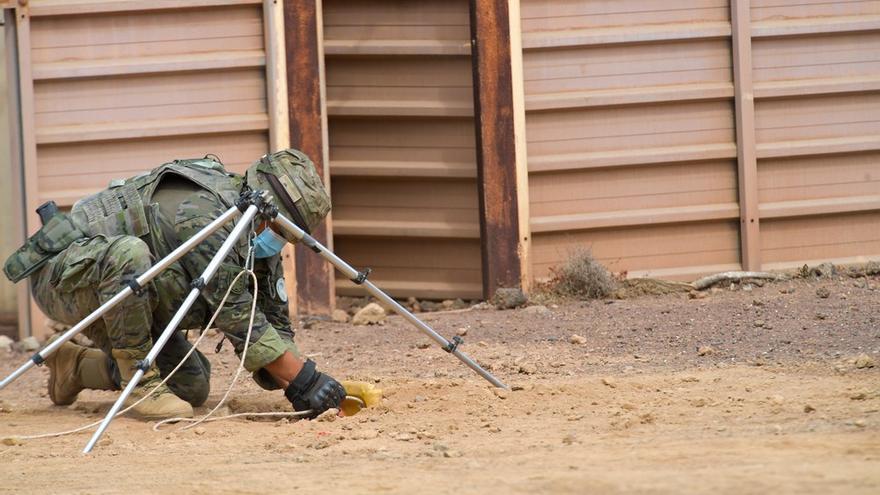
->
xmin=549 ymin=247 xmax=615 ymax=299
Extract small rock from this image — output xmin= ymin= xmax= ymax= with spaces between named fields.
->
xmin=352 ymin=429 xmax=379 ymax=440
xmin=865 ymin=261 xmax=880 ymax=275
xmin=487 ymin=426 xmax=501 ymax=433
xmin=420 ymin=301 xmax=443 ymax=312
xmin=562 ymin=433 xmax=578 ymax=445
xmin=698 ymin=345 xmax=716 ymax=356
xmin=0 ymin=336 xmax=13 ymax=352
xmin=19 ymin=336 xmax=40 ymax=352
xmin=491 ymin=288 xmax=527 ymax=309
xmin=601 ymin=377 xmax=617 ymax=388
xmin=688 ymin=290 xmax=708 ymax=300
xmin=395 ymin=433 xmax=415 ymax=442
xmin=754 ymin=321 xmax=765 ymax=328
xmin=522 ymin=305 xmax=550 ymax=315
xmin=570 ymin=334 xmax=587 ymax=345
xmin=443 ymin=449 xmax=463 ymax=458
xmin=331 ymin=309 xmax=350 ymax=323
xmin=854 ymin=354 xmax=875 ymax=369
xmin=416 ymin=342 xmax=432 ymax=350
xmin=310 ymin=439 xmax=336 ymax=450
xmin=352 ymin=303 xmax=386 ymax=326
xmin=2 ymin=437 xmax=23 ymax=446
xmin=441 ymin=299 xmax=455 ymax=309
xmin=456 ymin=327 xmax=468 ymax=337
xmin=316 ymin=408 xmax=339 ymax=422
xmin=769 ymin=395 xmax=785 ymax=406
xmin=803 ymin=404 xmax=816 ymax=413
xmin=816 ymin=287 xmax=831 ymax=299
xmin=811 ymin=262 xmax=836 ymax=279
xmin=518 ymin=363 xmax=537 ymax=375
xmin=850 ymin=391 xmax=868 ymax=401
xmin=493 ymin=388 xmax=509 ymax=400
xmin=193 ymin=427 xmax=207 ymax=436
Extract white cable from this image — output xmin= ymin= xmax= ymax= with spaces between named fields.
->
xmin=6 ymin=268 xmax=261 ymax=440
xmin=6 ymin=228 xmax=311 ymax=441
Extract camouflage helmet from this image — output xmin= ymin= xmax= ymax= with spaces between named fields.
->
xmin=245 ymin=149 xmax=331 ymax=239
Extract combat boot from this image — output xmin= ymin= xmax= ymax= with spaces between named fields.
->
xmin=112 ymin=349 xmax=194 ymax=421
xmin=44 ymin=337 xmax=116 ymax=406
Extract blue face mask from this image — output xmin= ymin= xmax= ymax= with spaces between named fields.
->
xmin=252 ymin=228 xmax=287 ymax=258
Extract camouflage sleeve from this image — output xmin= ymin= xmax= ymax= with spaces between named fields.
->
xmin=173 ymin=191 xmax=291 ymax=371
xmin=253 ymin=256 xmax=292 ymax=330
xmin=253 ymin=256 xmax=301 ymax=359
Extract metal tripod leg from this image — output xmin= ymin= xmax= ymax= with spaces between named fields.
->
xmin=272 ymin=214 xmax=509 ymax=390
xmin=0 ymin=205 xmax=243 ymax=393
xmin=83 ymin=202 xmax=262 ymax=453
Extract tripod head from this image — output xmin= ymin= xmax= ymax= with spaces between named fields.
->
xmin=235 ymin=188 xmax=278 ymax=221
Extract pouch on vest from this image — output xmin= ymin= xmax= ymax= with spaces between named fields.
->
xmin=3 ymin=213 xmax=85 ymax=283
xmin=73 ymin=183 xmax=149 ymax=238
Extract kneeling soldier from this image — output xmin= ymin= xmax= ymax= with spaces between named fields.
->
xmin=4 ymin=149 xmax=345 ymax=420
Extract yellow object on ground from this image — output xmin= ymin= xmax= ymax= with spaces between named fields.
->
xmin=340 ymin=381 xmax=383 ymax=416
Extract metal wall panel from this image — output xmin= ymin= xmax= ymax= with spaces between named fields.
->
xmin=26 ymin=2 xmax=270 ymax=210
xmin=323 ymin=0 xmax=482 ymax=299
xmin=521 ymin=0 xmax=742 ymax=280
xmin=0 ymin=18 xmax=16 ymax=320
xmin=13 ymin=0 xmax=290 ymax=336
xmin=751 ymin=0 xmax=880 ymax=270
xmin=521 ymin=0 xmax=880 ymax=282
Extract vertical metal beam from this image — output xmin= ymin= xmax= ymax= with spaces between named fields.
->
xmin=283 ymin=0 xmax=334 ymax=315
xmin=14 ymin=5 xmax=40 ymax=337
xmin=263 ymin=0 xmax=298 ymax=316
xmin=469 ymin=0 xmax=529 ymax=299
xmin=730 ymin=0 xmax=762 ymax=270
xmin=4 ymin=8 xmax=30 ymax=339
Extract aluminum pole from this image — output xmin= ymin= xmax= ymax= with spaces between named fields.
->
xmin=0 ymin=206 xmax=242 ymax=392
xmin=272 ymin=214 xmax=508 ymax=389
xmin=83 ymin=203 xmax=261 ymax=453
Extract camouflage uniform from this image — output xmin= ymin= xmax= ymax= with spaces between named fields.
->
xmin=28 ymin=158 xmax=300 ymax=406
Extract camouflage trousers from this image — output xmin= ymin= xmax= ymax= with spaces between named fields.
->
xmin=31 ymin=235 xmax=211 ymax=407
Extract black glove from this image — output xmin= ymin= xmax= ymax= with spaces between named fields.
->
xmin=284 ymin=360 xmax=346 ymax=419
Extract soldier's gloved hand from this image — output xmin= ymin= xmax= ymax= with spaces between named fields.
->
xmin=284 ymin=360 xmax=346 ymax=419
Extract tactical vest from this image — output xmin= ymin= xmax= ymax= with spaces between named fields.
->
xmin=70 ymin=157 xmax=241 ymax=239
xmin=4 ymin=157 xmax=241 ymax=283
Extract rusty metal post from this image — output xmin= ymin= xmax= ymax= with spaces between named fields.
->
xmin=283 ymin=0 xmax=334 ymax=314
xmin=469 ymin=0 xmax=530 ymax=300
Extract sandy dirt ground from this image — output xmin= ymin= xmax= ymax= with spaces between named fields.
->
xmin=0 ymin=275 xmax=878 ymax=494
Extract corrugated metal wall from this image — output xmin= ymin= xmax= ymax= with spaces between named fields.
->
xmin=520 ymin=0 xmax=742 ymax=280
xmin=750 ymin=0 xmax=880 ymax=269
xmin=10 ymin=0 xmax=290 ymax=337
xmin=322 ymin=0 xmax=483 ymax=299
xmin=4 ymin=0 xmax=878 ymax=322
xmin=24 ymin=1 xmax=272 ymax=211
xmin=519 ymin=0 xmax=880 ymax=281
